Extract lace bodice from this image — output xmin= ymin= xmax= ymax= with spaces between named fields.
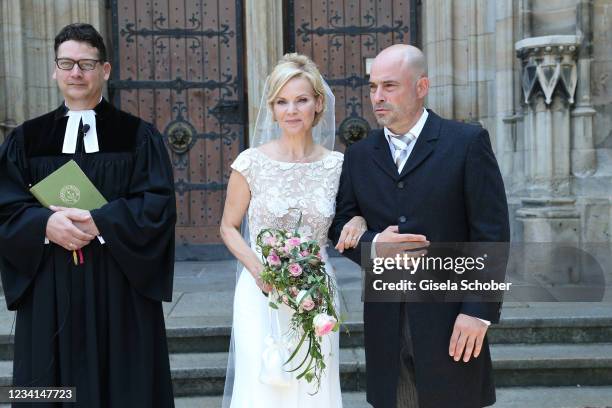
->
xmin=231 ymin=148 xmax=344 ymax=248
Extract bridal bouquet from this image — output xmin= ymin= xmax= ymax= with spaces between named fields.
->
xmin=256 ymin=224 xmax=340 ymax=390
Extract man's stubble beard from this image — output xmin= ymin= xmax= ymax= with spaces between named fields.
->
xmin=374 ymin=108 xmax=400 ymax=128
xmin=373 ymin=102 xmax=401 ymax=128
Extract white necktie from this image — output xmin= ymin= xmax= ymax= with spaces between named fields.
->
xmin=62 ymin=110 xmax=99 ymax=154
xmin=389 ymin=134 xmax=415 ymax=172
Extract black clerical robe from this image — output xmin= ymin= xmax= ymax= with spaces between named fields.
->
xmin=0 ymin=99 xmax=176 ymax=407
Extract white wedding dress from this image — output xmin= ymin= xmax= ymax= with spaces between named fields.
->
xmin=225 ymin=147 xmax=344 ymax=408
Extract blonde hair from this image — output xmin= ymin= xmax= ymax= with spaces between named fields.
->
xmin=266 ymin=53 xmax=326 ymax=126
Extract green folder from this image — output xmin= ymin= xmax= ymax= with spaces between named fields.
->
xmin=29 ymin=160 xmax=107 ymax=210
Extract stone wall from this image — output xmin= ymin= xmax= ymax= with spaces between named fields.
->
xmin=423 ymin=0 xmax=498 ymax=130
xmin=532 ymin=0 xmax=577 ymax=36
xmin=422 ymin=0 xmax=611 ymax=245
xmin=588 ymin=0 xmax=612 ymax=243
xmin=591 ymin=1 xmax=612 ymax=181
xmin=0 ymin=0 xmax=106 ymax=142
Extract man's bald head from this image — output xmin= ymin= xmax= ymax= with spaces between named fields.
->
xmin=368 ymin=44 xmax=430 ymax=134
xmin=373 ymin=44 xmax=427 ymax=81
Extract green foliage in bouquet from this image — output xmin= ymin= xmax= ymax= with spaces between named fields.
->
xmin=256 ymin=218 xmax=341 ymax=391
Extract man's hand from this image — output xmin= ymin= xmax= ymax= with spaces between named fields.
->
xmin=374 ymin=225 xmax=429 ymax=259
xmin=50 ymin=206 xmax=100 ymax=236
xmin=449 ymin=313 xmax=489 ymax=363
xmin=46 ymin=211 xmax=95 ymax=251
xmin=335 ymin=215 xmax=367 ymax=253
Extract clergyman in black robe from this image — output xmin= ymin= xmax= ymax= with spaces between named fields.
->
xmin=0 ymin=23 xmax=176 ymax=407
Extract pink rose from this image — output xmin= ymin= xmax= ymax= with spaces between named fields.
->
xmin=297 ymin=290 xmax=315 ymax=311
xmin=302 ymin=298 xmax=315 ymax=311
xmin=300 ymin=250 xmax=310 ymax=257
xmin=281 ymin=294 xmax=289 ymax=305
xmin=290 ymin=286 xmax=299 ymax=297
xmin=264 ymin=236 xmax=277 ymax=246
xmin=283 ymin=237 xmax=302 ymax=253
xmin=313 ymin=313 xmax=337 ymax=337
xmin=288 ymin=263 xmax=303 ymax=277
xmin=267 ymin=252 xmax=281 ymax=266
xmin=287 ymin=237 xmax=302 ymax=247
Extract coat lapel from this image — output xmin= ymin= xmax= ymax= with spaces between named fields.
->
xmin=370 ymin=129 xmax=399 ymax=180
xmin=398 ymin=110 xmax=441 ymax=179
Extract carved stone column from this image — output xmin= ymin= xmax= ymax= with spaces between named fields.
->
xmin=516 ymin=35 xmax=580 ymax=194
xmin=495 ymin=1 xmax=519 ymax=185
xmin=571 ymin=0 xmax=597 ymax=177
xmin=422 ymin=0 xmax=454 ymax=119
xmin=245 ymin=0 xmax=284 ymax=140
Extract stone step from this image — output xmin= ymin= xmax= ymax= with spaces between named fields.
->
xmin=493 ymin=343 xmax=612 ymax=387
xmin=1 ymin=316 xmax=610 ymax=360
xmin=162 ymin=303 xmax=612 ymax=354
xmin=169 ymin=348 xmax=365 ymax=397
xmin=163 ymin=316 xmax=612 ymax=355
xmin=168 ymin=343 xmax=612 ymax=396
xmin=170 ymin=320 xmax=612 ymax=356
xmin=163 ymin=306 xmax=612 ymax=355
xmin=173 ymin=387 xmax=612 ymax=408
xmin=0 ymin=344 xmax=610 ymax=397
xmin=493 ymin=386 xmax=612 ymax=408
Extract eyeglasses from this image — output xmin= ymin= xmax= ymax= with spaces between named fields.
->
xmin=55 ymin=58 xmax=102 ymax=71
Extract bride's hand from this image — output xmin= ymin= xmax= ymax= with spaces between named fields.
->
xmin=335 ymin=215 xmax=367 ymax=253
xmin=255 ymin=275 xmax=273 ymax=295
xmin=252 ymin=265 xmax=273 ymax=295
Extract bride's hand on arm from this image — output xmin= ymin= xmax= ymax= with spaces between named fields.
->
xmin=220 ymin=170 xmax=270 ymax=293
xmin=335 ymin=215 xmax=367 ymax=253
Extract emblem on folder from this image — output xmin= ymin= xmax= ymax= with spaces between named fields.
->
xmin=59 ymin=185 xmax=81 ymax=205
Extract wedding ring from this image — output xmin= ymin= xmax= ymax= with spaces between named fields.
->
xmin=69 ymin=243 xmax=75 ymax=248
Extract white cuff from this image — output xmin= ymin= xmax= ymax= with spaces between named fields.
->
xmin=370 ymin=233 xmax=380 ymax=259
xmin=477 ymin=318 xmax=491 ymax=326
xmin=44 ymin=236 xmax=105 ymax=245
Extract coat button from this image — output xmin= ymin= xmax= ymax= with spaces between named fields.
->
xmin=399 ymin=216 xmax=407 ymax=223
xmin=397 ymin=181 xmax=404 ymax=189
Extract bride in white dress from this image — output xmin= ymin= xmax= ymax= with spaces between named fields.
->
xmin=219 ymin=53 xmax=365 ymax=408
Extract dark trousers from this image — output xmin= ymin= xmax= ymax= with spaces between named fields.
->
xmin=396 ymin=303 xmax=419 ymax=408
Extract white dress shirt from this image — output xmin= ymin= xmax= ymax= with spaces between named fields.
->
xmin=383 ymin=108 xmax=428 ymax=173
xmin=370 ymin=108 xmax=428 ymax=254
